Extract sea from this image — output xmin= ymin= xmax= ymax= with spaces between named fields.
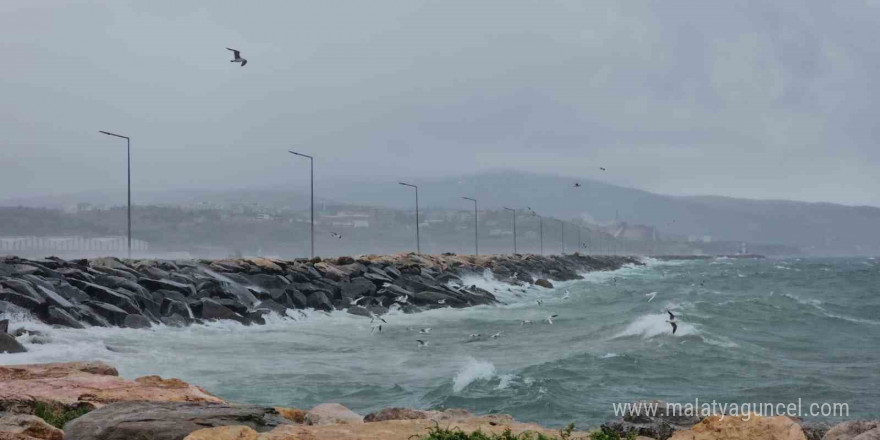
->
xmin=2 ymin=257 xmax=878 ymax=428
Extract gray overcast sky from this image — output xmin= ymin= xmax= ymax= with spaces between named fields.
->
xmin=2 ymin=1 xmax=880 ymax=206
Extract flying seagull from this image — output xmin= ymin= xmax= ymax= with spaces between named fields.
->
xmin=545 ymin=314 xmax=559 ymax=325
xmin=599 ymin=167 xmax=606 ymax=171
xmin=226 ymin=48 xmax=247 ymax=66
xmin=491 ymin=331 xmax=502 ymax=339
xmin=468 ymin=333 xmax=481 ymax=340
xmin=370 ymin=312 xmax=387 ymax=324
xmin=417 ymin=339 xmax=429 ymax=348
xmin=419 ymin=328 xmax=432 ymax=334
xmin=521 ymin=320 xmax=534 ymax=326
xmin=536 ymin=299 xmax=544 ymax=306
xmin=437 ymin=299 xmax=447 ymax=305
xmin=573 ymin=182 xmax=581 ymax=187
xmin=330 ymin=232 xmax=343 ymax=239
xmin=395 ymin=294 xmax=409 ymax=304
xmin=562 ymin=290 xmax=571 ymax=300
xmin=645 ymin=292 xmax=657 ymax=302
xmin=350 ymin=296 xmax=368 ymax=306
xmin=666 ymin=309 xmax=678 ymax=334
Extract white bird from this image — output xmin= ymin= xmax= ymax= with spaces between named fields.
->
xmin=438 ymin=299 xmax=447 ymax=305
xmin=419 ymin=328 xmax=432 ymax=334
xmin=521 ymin=320 xmax=534 ymax=326
xmin=395 ymin=295 xmax=409 ymax=304
xmin=417 ymin=339 xmax=429 ymax=348
xmin=666 ymin=309 xmax=678 ymax=334
xmin=468 ymin=333 xmax=481 ymax=340
xmin=562 ymin=290 xmax=571 ymax=300
xmin=491 ymin=331 xmax=502 ymax=339
xmin=645 ymin=292 xmax=657 ymax=302
xmin=545 ymin=314 xmax=559 ymax=325
xmin=350 ymin=296 xmax=367 ymax=305
xmin=370 ymin=312 xmax=387 ymax=324
xmin=226 ymin=48 xmax=248 ymax=66
xmin=536 ymin=299 xmax=544 ymax=306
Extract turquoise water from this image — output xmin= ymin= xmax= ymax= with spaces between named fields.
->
xmin=3 ymin=257 xmax=879 ymax=427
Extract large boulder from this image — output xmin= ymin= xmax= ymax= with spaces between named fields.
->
xmin=304 ymin=403 xmax=363 ymax=426
xmin=338 ymin=279 xmax=376 ymax=302
xmin=122 ymin=314 xmax=152 ymax=329
xmin=0 ymin=414 xmax=63 ymax=440
xmin=668 ymin=414 xmax=806 ymax=440
xmin=0 ymin=334 xmax=26 ymax=354
xmin=822 ymin=420 xmax=880 ymax=440
xmin=306 ymin=292 xmax=333 ymax=312
xmin=0 ymin=361 xmax=222 ymax=413
xmin=183 ymin=426 xmax=257 ymax=440
xmin=534 ymin=279 xmax=553 ymax=289
xmin=63 ymin=401 xmax=288 ymax=440
xmin=363 ymin=407 xmax=427 ymax=422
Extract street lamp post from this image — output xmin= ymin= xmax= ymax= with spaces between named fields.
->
xmin=462 ymin=197 xmax=478 ymax=255
xmin=503 ymin=207 xmax=516 ymax=254
xmin=399 ymin=182 xmax=420 ymax=254
xmin=98 ymin=131 xmax=131 ymax=259
xmin=288 ymin=150 xmax=314 ymax=259
xmin=538 ymin=214 xmax=544 ymax=255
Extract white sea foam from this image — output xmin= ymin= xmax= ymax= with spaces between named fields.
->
xmin=599 ymin=352 xmax=618 ymax=359
xmin=452 ymin=358 xmax=496 ymax=393
xmin=613 ymin=313 xmax=697 ymax=339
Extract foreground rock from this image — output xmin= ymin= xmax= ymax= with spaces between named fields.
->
xmin=63 ymin=401 xmax=289 ymax=440
xmin=304 ymin=403 xmax=363 ymax=425
xmin=822 ymin=420 xmax=880 ymax=440
xmin=0 ymin=333 xmax=26 ymax=354
xmin=668 ymin=414 xmax=806 ymax=440
xmin=0 ymin=253 xmax=640 ymax=332
xmin=183 ymin=426 xmax=258 ymax=440
xmin=0 ymin=362 xmax=222 ymax=414
xmin=0 ymin=414 xmax=63 ymax=440
xmin=211 ymin=408 xmax=588 ymax=440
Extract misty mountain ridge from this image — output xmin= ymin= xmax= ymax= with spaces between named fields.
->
xmin=3 ymin=169 xmax=879 ymax=254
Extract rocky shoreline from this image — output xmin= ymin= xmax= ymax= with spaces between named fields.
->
xmin=0 ymin=253 xmax=639 ymax=341
xmin=0 ymin=361 xmax=875 ymax=440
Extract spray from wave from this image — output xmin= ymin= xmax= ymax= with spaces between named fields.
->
xmin=452 ymin=358 xmax=497 ymax=393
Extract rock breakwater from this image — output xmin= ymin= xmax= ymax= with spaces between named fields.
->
xmin=0 ymin=253 xmax=639 ymax=335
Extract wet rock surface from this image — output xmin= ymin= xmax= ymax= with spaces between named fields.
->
xmin=0 ymin=254 xmax=639 ymax=330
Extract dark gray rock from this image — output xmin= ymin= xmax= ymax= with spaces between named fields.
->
xmin=0 ymin=290 xmax=43 ymax=310
xmin=339 ymin=278 xmax=376 ymax=301
xmin=197 ymin=298 xmax=241 ymax=321
xmin=47 ymin=306 xmax=86 ymax=329
xmin=0 ymin=333 xmax=26 ymax=353
xmin=822 ymin=420 xmax=880 ymax=440
xmin=36 ymin=285 xmax=74 ymax=309
xmin=799 ymin=420 xmax=831 ymax=440
xmin=254 ymin=299 xmax=288 ymax=316
xmin=161 ymin=299 xmax=193 ymax=320
xmin=62 ymin=400 xmax=289 ymax=440
xmin=82 ymin=301 xmax=129 ymax=326
xmin=306 ymin=291 xmax=333 ymax=311
xmin=123 ymin=314 xmax=152 ymax=329
xmin=285 ymin=288 xmax=307 ymax=309
xmin=245 ymin=274 xmax=289 ymax=290
xmin=534 ymin=279 xmax=554 ymax=289
xmin=74 ymin=304 xmax=112 ymax=327
xmin=138 ymin=278 xmax=194 ymax=296
xmin=0 ymin=318 xmax=7 ymax=333
xmin=69 ymin=280 xmax=141 ymax=314
xmin=286 ymin=270 xmax=311 ymax=283
xmin=0 ymin=279 xmax=41 ymax=299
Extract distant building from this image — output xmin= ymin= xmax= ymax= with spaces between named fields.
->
xmin=322 ymin=212 xmax=370 ymax=228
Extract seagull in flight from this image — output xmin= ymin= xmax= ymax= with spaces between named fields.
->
xmin=491 ymin=331 xmax=502 ymax=339
xmin=521 ymin=320 xmax=535 ymax=326
xmin=468 ymin=333 xmax=481 ymax=340
xmin=666 ymin=309 xmax=678 ymax=334
xmin=562 ymin=290 xmax=571 ymax=300
xmin=419 ymin=328 xmax=432 ymax=334
xmin=330 ymin=232 xmax=343 ymax=239
xmin=599 ymin=167 xmax=606 ymax=171
xmin=350 ymin=296 xmax=368 ymax=306
xmin=226 ymin=48 xmax=247 ymax=66
xmin=437 ymin=299 xmax=446 ymax=305
xmin=536 ymin=299 xmax=544 ymax=306
xmin=417 ymin=339 xmax=429 ymax=348
xmin=573 ymin=182 xmax=581 ymax=187
xmin=545 ymin=314 xmax=559 ymax=325
xmin=645 ymin=292 xmax=657 ymax=302
xmin=395 ymin=294 xmax=409 ymax=304
xmin=370 ymin=312 xmax=387 ymax=324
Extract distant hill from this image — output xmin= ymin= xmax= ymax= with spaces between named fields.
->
xmin=4 ymin=170 xmax=879 ymax=255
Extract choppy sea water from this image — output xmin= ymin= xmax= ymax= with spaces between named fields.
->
xmin=2 ymin=257 xmax=879 ymax=428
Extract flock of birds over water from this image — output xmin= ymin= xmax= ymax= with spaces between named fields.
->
xmin=355 ymin=278 xmax=681 ymax=350
xmin=222 ymin=47 xmax=673 ymax=343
